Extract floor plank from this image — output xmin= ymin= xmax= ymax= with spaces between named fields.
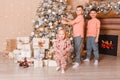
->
xmin=0 ymin=53 xmax=120 ymax=80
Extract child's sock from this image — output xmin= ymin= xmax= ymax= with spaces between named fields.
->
xmin=94 ymin=60 xmax=98 ymax=65
xmin=61 ymin=69 xmax=65 ymax=73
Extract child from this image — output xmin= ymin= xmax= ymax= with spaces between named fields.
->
xmin=53 ymin=29 xmax=73 ymax=73
xmin=61 ymin=5 xmax=84 ymax=68
xmin=84 ymin=9 xmax=100 ymax=65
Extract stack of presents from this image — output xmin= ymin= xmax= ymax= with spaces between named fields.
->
xmin=7 ymin=37 xmax=57 ymax=68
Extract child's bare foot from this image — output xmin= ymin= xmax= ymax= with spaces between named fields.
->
xmin=56 ymin=67 xmax=60 ymax=71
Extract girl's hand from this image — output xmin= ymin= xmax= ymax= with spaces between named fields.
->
xmin=63 ymin=51 xmax=67 ymax=56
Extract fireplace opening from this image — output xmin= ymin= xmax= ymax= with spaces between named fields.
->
xmin=98 ymin=35 xmax=118 ymax=56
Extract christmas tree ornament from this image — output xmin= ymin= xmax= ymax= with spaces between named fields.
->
xmin=84 ymin=1 xmax=120 ymax=18
xmin=67 ymin=5 xmax=72 ymax=10
xmin=50 ymin=26 xmax=54 ymax=29
xmin=31 ymin=32 xmax=34 ymax=36
xmin=47 ymin=9 xmax=52 ymax=13
xmin=38 ymin=18 xmax=44 ymax=26
xmin=35 ymin=25 xmax=39 ymax=29
xmin=48 ymin=22 xmax=53 ymax=26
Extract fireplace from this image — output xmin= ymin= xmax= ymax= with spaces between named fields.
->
xmin=99 ymin=18 xmax=120 ymax=56
xmin=98 ymin=35 xmax=118 ymax=56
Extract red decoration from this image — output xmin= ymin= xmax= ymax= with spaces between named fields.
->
xmin=101 ymin=40 xmax=113 ymax=49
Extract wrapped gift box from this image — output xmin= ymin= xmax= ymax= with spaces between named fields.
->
xmin=33 ymin=38 xmax=49 ymax=49
xmin=22 ymin=44 xmax=31 ymax=50
xmin=21 ymin=49 xmax=31 ymax=58
xmin=47 ymin=60 xmax=57 ymax=67
xmin=32 ymin=38 xmax=40 ymax=49
xmin=13 ymin=49 xmax=21 ymax=56
xmin=16 ymin=37 xmax=30 ymax=50
xmin=13 ymin=49 xmax=22 ymax=63
xmin=16 ymin=37 xmax=30 ymax=44
xmin=43 ymin=59 xmax=48 ymax=66
xmin=16 ymin=43 xmax=23 ymax=50
xmin=20 ymin=43 xmax=31 ymax=58
xmin=17 ymin=43 xmax=31 ymax=50
xmin=34 ymin=59 xmax=43 ymax=68
xmin=33 ymin=48 xmax=45 ymax=59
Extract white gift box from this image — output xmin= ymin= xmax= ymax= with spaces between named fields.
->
xmin=13 ymin=43 xmax=31 ymax=62
xmin=16 ymin=37 xmax=30 ymax=49
xmin=43 ymin=60 xmax=48 ymax=66
xmin=33 ymin=48 xmax=45 ymax=58
xmin=32 ymin=38 xmax=49 ymax=49
xmin=14 ymin=55 xmax=23 ymax=63
xmin=21 ymin=49 xmax=31 ymax=58
xmin=48 ymin=60 xmax=57 ymax=67
xmin=17 ymin=37 xmax=30 ymax=44
xmin=13 ymin=49 xmax=21 ymax=55
xmin=13 ymin=49 xmax=24 ymax=63
xmin=34 ymin=59 xmax=43 ymax=68
xmin=20 ymin=44 xmax=31 ymax=58
xmin=17 ymin=43 xmax=31 ymax=50
xmin=22 ymin=44 xmax=31 ymax=50
xmin=13 ymin=49 xmax=21 ymax=63
xmin=32 ymin=38 xmax=41 ymax=48
xmin=17 ymin=43 xmax=23 ymax=50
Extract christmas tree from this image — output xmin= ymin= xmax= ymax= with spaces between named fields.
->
xmin=30 ymin=0 xmax=74 ymax=42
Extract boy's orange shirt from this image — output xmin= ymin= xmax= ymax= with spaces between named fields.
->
xmin=87 ymin=18 xmax=100 ymax=37
xmin=72 ymin=15 xmax=84 ymax=38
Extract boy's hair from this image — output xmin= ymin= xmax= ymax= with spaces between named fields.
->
xmin=76 ymin=5 xmax=84 ymax=10
xmin=88 ymin=8 xmax=98 ymax=15
xmin=90 ymin=8 xmax=98 ymax=13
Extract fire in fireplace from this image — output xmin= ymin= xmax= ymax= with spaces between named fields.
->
xmin=98 ymin=35 xmax=118 ymax=56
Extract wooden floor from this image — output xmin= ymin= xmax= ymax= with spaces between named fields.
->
xmin=0 ymin=53 xmax=120 ymax=80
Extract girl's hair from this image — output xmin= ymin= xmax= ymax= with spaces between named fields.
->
xmin=76 ymin=5 xmax=84 ymax=10
xmin=57 ymin=29 xmax=67 ymax=39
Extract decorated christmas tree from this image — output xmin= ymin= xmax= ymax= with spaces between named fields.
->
xmin=30 ymin=0 xmax=74 ymax=42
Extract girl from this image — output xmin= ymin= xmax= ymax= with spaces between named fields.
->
xmin=53 ymin=29 xmax=73 ymax=73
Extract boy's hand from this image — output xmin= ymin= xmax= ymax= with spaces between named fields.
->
xmin=61 ymin=20 xmax=66 ymax=24
xmin=62 ymin=17 xmax=67 ymax=20
xmin=95 ymin=38 xmax=98 ymax=43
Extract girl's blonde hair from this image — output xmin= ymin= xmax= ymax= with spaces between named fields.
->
xmin=56 ymin=29 xmax=67 ymax=39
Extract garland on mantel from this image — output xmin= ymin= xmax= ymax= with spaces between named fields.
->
xmin=84 ymin=0 xmax=120 ymax=18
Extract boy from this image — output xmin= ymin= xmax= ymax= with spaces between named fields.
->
xmin=84 ymin=9 xmax=100 ymax=65
xmin=61 ymin=5 xmax=84 ymax=68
